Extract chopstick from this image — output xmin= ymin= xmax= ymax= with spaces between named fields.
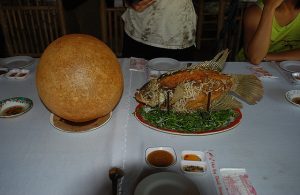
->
xmin=166 ymin=90 xmax=170 ymax=113
xmin=207 ymin=92 xmax=211 ymax=112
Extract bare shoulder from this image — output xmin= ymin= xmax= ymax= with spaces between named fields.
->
xmin=245 ymin=5 xmax=262 ymax=20
xmin=244 ymin=5 xmax=262 ymax=27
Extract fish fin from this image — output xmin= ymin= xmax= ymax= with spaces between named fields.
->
xmin=211 ymin=94 xmax=243 ymax=110
xmin=170 ymin=84 xmax=185 ymax=104
xmin=189 ymin=49 xmax=230 ymax=72
xmin=231 ymin=74 xmax=264 ymax=104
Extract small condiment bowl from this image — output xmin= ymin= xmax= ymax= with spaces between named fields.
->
xmin=5 ymin=68 xmax=30 ymax=80
xmin=285 ymin=90 xmax=300 ymax=107
xmin=181 ymin=160 xmax=207 ymax=175
xmin=181 ymin=150 xmax=205 ymax=161
xmin=0 ymin=68 xmax=8 ymax=77
xmin=145 ymin=146 xmax=177 ymax=168
xmin=0 ymin=97 xmax=33 ymax=118
xmin=291 ymin=72 xmax=300 ymax=84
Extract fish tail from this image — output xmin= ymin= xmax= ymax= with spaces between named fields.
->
xmin=231 ymin=75 xmax=264 ymax=104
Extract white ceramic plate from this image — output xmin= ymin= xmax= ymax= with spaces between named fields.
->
xmin=0 ymin=56 xmax=35 ymax=69
xmin=279 ymin=61 xmax=300 ymax=73
xmin=134 ymin=172 xmax=199 ymax=195
xmin=285 ymin=90 xmax=300 ymax=107
xmin=0 ymin=97 xmax=33 ymax=118
xmin=50 ymin=112 xmax=112 ymax=133
xmin=147 ymin=58 xmax=183 ymax=71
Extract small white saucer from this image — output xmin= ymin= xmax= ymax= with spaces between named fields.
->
xmin=0 ymin=56 xmax=35 ymax=69
xmin=279 ymin=61 xmax=300 ymax=73
xmin=285 ymin=90 xmax=300 ymax=107
xmin=147 ymin=58 xmax=183 ymax=71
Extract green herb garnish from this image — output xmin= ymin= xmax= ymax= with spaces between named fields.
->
xmin=138 ymin=106 xmax=239 ymax=133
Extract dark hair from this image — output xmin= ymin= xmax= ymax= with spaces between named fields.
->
xmin=296 ymin=0 xmax=300 ymax=8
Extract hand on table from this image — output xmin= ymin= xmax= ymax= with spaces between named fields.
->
xmin=131 ymin=0 xmax=156 ymax=12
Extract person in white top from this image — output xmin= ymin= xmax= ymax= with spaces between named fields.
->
xmin=122 ymin=0 xmax=197 ymax=60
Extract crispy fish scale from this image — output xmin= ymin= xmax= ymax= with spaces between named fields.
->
xmin=185 ymin=79 xmax=233 ymax=110
xmin=159 ymin=69 xmax=232 ymax=89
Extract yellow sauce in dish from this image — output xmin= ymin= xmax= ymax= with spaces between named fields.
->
xmin=183 ymin=154 xmax=201 ymax=161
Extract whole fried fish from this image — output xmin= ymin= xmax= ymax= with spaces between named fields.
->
xmin=135 ymin=49 xmax=264 ymax=113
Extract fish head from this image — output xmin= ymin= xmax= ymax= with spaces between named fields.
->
xmin=135 ymin=79 xmax=165 ymax=107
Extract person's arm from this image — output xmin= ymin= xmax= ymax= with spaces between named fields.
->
xmin=265 ymin=49 xmax=300 ymax=61
xmin=129 ymin=0 xmax=156 ymax=12
xmin=243 ymin=0 xmax=284 ymax=64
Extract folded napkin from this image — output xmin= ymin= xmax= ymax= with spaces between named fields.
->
xmin=248 ymin=65 xmax=277 ymax=79
xmin=220 ymin=168 xmax=257 ymax=195
xmin=129 ymin=57 xmax=171 ymax=81
xmin=129 ymin=57 xmax=147 ymax=72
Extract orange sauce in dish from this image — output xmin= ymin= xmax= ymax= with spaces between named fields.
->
xmin=147 ymin=150 xmax=174 ymax=167
xmin=183 ymin=154 xmax=201 ymax=161
xmin=292 ymin=97 xmax=300 ymax=105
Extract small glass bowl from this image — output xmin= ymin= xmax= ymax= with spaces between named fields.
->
xmin=145 ymin=146 xmax=177 ymax=168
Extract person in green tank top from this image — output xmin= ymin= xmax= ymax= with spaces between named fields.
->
xmin=237 ymin=0 xmax=300 ymax=64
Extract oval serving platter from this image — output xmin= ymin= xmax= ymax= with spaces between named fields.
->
xmin=134 ymin=104 xmax=242 ymax=136
xmin=0 ymin=97 xmax=33 ymax=118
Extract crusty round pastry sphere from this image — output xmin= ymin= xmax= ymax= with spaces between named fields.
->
xmin=36 ymin=34 xmax=123 ymax=122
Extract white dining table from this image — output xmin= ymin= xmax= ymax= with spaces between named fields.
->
xmin=0 ymin=58 xmax=300 ymax=195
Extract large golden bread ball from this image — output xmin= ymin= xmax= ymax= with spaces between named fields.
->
xmin=36 ymin=34 xmax=123 ymax=122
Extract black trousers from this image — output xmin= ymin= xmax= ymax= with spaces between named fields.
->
xmin=122 ymin=33 xmax=195 ymax=61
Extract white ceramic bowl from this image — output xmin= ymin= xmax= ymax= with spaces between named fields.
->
xmin=285 ymin=90 xmax=300 ymax=107
xmin=181 ymin=150 xmax=205 ymax=161
xmin=0 ymin=97 xmax=33 ymax=118
xmin=291 ymin=72 xmax=300 ymax=84
xmin=145 ymin=146 xmax=176 ymax=168
xmin=5 ymin=69 xmax=30 ymax=80
xmin=181 ymin=160 xmax=207 ymax=175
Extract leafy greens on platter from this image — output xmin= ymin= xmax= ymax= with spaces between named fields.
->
xmin=136 ymin=105 xmax=240 ymax=133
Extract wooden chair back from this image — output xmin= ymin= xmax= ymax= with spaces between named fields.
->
xmin=194 ymin=0 xmax=252 ymax=60
xmin=0 ymin=0 xmax=66 ymax=57
xmin=99 ymin=1 xmax=125 ymax=57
